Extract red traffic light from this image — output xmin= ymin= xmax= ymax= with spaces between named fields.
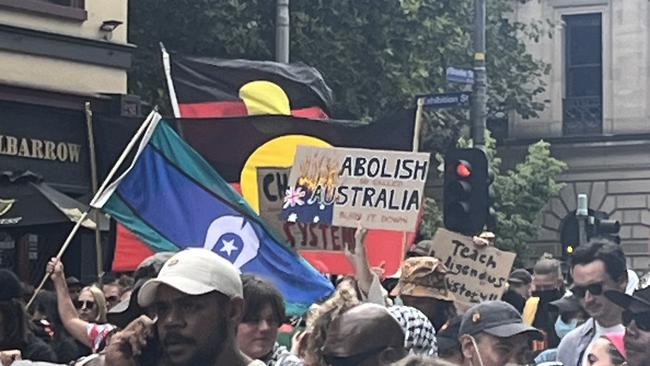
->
xmin=456 ymin=161 xmax=472 ymax=178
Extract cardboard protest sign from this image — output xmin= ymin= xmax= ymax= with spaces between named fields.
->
xmin=282 ymin=146 xmax=430 ymax=232
xmin=429 ymin=228 xmax=516 ymax=304
xmin=256 ymin=166 xmax=356 ymax=251
xmin=257 ymin=166 xmax=291 ymax=232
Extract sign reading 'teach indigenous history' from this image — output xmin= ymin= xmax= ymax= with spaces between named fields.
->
xmin=429 ymin=228 xmax=516 ymax=304
xmin=282 ymin=146 xmax=430 ymax=232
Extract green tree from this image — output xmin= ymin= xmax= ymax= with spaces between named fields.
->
xmin=128 ymin=0 xmax=550 ymax=121
xmin=419 ymin=134 xmax=566 ymax=261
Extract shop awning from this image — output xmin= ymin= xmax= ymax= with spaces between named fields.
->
xmin=0 ymin=172 xmax=108 ymax=230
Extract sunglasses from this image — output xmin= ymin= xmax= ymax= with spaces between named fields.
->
xmin=74 ymin=300 xmax=96 ymax=310
xmin=106 ymin=296 xmax=120 ymax=303
xmin=571 ymin=282 xmax=603 ymax=298
xmin=623 ymin=310 xmax=650 ymax=332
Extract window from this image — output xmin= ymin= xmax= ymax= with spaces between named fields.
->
xmin=0 ymin=0 xmax=87 ymax=21
xmin=562 ymin=13 xmax=602 ymax=135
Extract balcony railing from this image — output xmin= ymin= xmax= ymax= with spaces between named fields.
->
xmin=562 ymin=96 xmax=602 ymax=135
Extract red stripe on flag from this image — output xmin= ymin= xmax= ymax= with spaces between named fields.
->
xmin=179 ymin=101 xmax=248 ymax=118
xmin=112 ymin=224 xmax=155 ymax=272
xmin=178 ymin=101 xmax=329 ymax=119
xmin=291 ymin=106 xmax=329 ymax=119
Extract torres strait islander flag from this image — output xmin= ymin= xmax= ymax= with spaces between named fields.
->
xmin=93 ymin=112 xmax=334 ymax=315
xmin=162 ymin=45 xmax=333 ymax=119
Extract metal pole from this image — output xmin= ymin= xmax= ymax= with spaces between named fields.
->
xmin=412 ymin=97 xmax=425 ymax=152
xmin=84 ymin=102 xmax=103 ymax=280
xmin=471 ymin=0 xmax=487 ymax=147
xmin=576 ymin=194 xmax=589 ymax=246
xmin=275 ymin=0 xmax=290 ymax=63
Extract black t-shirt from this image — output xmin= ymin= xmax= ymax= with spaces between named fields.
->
xmin=21 ymin=333 xmax=58 ymax=363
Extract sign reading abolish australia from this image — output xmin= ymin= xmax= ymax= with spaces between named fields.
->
xmin=282 ymin=146 xmax=430 ymax=232
xmin=429 ymin=228 xmax=516 ymax=304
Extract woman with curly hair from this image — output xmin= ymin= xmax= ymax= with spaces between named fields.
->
xmin=293 ymin=280 xmax=360 ymax=366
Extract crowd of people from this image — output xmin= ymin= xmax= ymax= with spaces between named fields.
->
xmin=1 ymin=232 xmax=649 ymax=366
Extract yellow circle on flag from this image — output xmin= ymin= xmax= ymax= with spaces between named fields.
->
xmin=239 ymin=81 xmax=291 ymax=115
xmin=241 ymin=135 xmax=331 ymax=213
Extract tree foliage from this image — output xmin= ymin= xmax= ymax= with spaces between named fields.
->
xmin=418 ymin=133 xmax=567 ymax=261
xmin=128 ymin=0 xmax=550 ymax=121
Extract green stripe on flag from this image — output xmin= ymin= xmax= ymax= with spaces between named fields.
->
xmin=104 ymin=194 xmax=179 ymax=253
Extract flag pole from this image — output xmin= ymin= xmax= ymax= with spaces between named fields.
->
xmin=160 ymin=43 xmax=181 ymax=118
xmin=412 ymin=97 xmax=425 ymax=152
xmin=84 ymin=102 xmax=104 ymax=281
xmin=26 ymin=111 xmax=159 ymax=309
xmin=402 ymin=97 xmax=426 ymax=256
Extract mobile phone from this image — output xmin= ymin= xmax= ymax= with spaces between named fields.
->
xmin=136 ymin=323 xmax=160 ymax=366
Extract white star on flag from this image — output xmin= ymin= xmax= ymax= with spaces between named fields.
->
xmin=220 ymin=238 xmax=238 ymax=256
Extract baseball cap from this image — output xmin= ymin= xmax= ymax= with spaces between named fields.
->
xmin=508 ymin=269 xmax=532 ymax=285
xmin=605 ymin=286 xmax=650 ymax=312
xmin=65 ymin=276 xmax=84 ymax=288
xmin=436 ymin=315 xmax=462 ymax=354
xmin=108 ymin=252 xmax=175 ymax=328
xmin=460 ymin=301 xmax=543 ymax=340
xmin=407 ymin=240 xmax=435 ymax=257
xmin=549 ymin=295 xmax=582 ymax=314
xmin=390 ymin=256 xmax=455 ymax=301
xmin=604 ymin=332 xmax=626 ymax=359
xmin=138 ymin=248 xmax=243 ymax=307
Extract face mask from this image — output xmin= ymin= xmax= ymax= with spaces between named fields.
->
xmin=533 ymin=289 xmax=562 ymax=303
xmin=554 ymin=317 xmax=577 ymax=339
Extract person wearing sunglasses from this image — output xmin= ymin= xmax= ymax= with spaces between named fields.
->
xmin=605 ymin=286 xmax=650 ymax=366
xmin=47 ymin=258 xmax=116 ymax=354
xmin=557 ymin=240 xmax=628 ymax=366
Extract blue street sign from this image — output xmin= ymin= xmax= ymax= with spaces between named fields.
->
xmin=446 ymin=67 xmax=475 ymax=84
xmin=421 ymin=92 xmax=472 ymax=109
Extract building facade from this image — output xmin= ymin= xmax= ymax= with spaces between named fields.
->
xmin=503 ymin=0 xmax=650 ymax=271
xmin=0 ymin=0 xmax=140 ymax=282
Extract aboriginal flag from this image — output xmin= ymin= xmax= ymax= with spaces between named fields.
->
xmin=162 ymin=46 xmax=333 ymax=119
xmin=178 ymin=108 xmax=416 ymax=183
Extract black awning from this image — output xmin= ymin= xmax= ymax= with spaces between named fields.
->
xmin=0 ymin=172 xmax=107 ymax=230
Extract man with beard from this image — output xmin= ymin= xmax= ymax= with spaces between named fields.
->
xmin=556 ymin=240 xmax=628 ymax=366
xmin=527 ymin=256 xmax=565 ymax=349
xmin=605 ymin=286 xmax=650 ymax=366
xmin=104 ymin=248 xmax=265 ymax=366
xmin=458 ymin=301 xmax=543 ymax=366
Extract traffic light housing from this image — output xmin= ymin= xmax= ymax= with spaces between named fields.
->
xmin=443 ymin=148 xmax=489 ymax=235
xmin=590 ymin=212 xmax=621 ymax=244
xmin=561 ymin=210 xmax=621 ymax=259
